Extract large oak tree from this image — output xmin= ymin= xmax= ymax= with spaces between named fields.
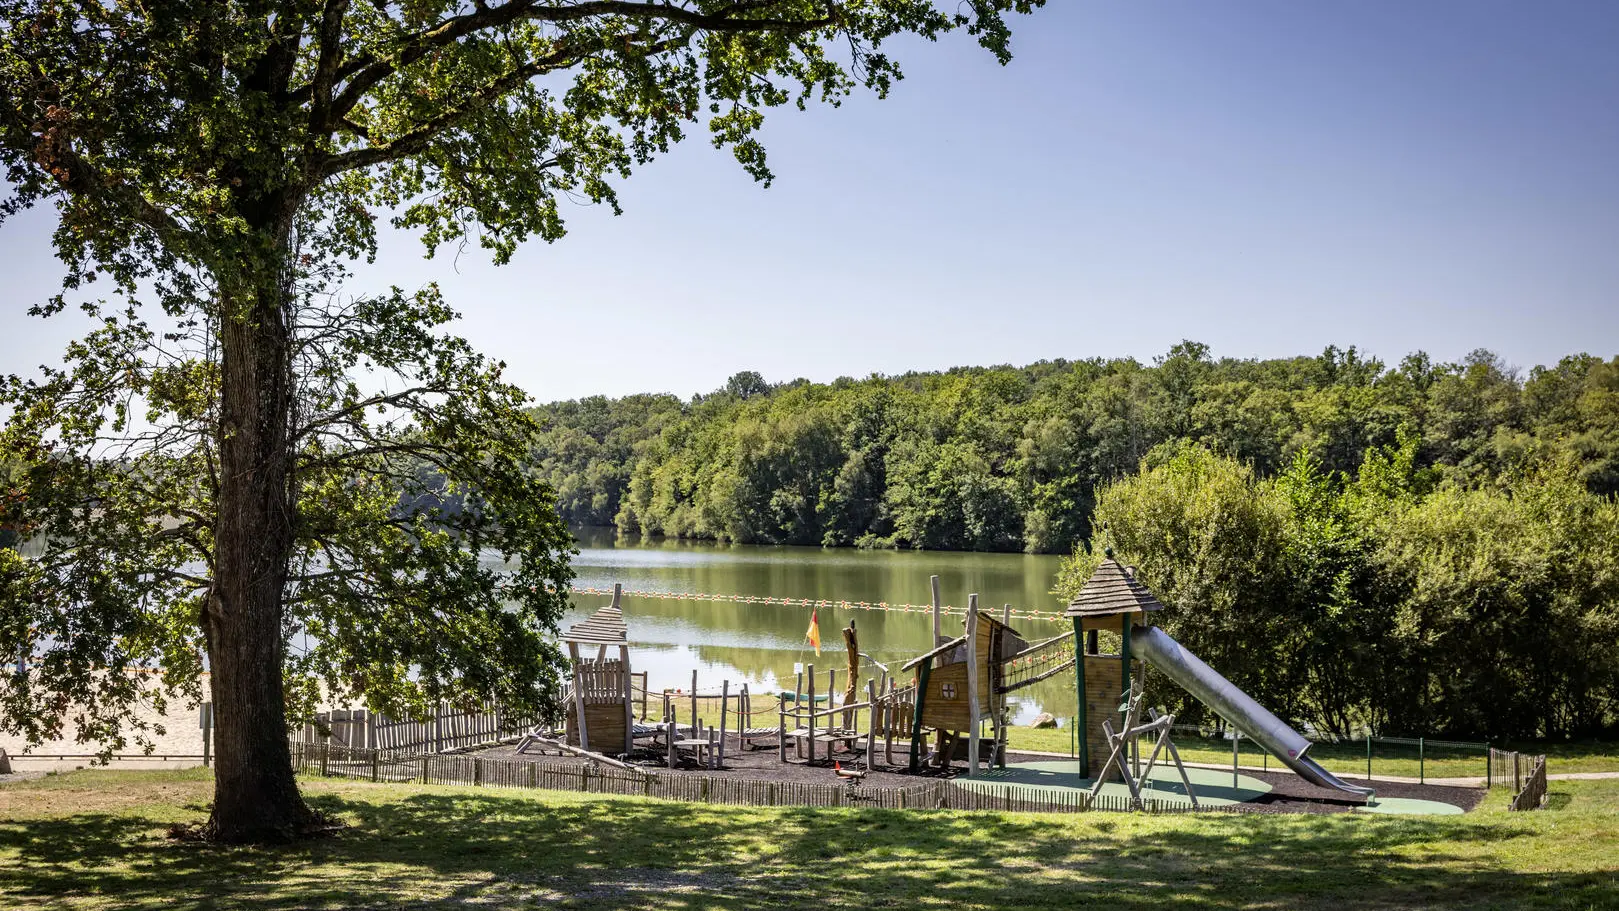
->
xmin=0 ymin=1 xmax=1041 ymax=842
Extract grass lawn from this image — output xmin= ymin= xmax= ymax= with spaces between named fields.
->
xmin=3 ymin=768 xmax=1618 ymax=909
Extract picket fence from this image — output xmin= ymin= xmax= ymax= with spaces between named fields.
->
xmin=289 ymin=741 xmax=1255 ymax=815
xmin=1488 ymin=747 xmax=1549 ymax=811
xmin=293 ymin=704 xmax=537 ymax=754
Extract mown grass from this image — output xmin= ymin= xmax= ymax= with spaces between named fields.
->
xmin=3 ymin=768 xmax=1617 ymax=910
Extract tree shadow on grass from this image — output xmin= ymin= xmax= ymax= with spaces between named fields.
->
xmin=1 ymin=787 xmax=1611 ymax=910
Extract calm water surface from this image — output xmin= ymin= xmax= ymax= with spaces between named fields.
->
xmin=561 ymin=528 xmax=1078 ymax=723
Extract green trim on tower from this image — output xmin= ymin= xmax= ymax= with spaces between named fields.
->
xmin=1121 ymin=617 xmax=1133 ymax=709
xmin=908 ymin=656 xmax=933 ymax=773
xmin=1072 ymin=617 xmax=1087 ymax=774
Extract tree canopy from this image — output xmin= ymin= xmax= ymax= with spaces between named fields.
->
xmin=0 ymin=0 xmax=1044 ymax=841
xmin=529 ymin=344 xmax=1619 ymax=553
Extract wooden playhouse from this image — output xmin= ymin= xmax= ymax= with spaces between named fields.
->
xmin=900 ymin=600 xmax=1032 ymax=772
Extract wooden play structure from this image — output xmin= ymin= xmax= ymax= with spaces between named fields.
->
xmin=522 ymin=584 xmax=651 ymax=759
xmin=778 ymin=619 xmax=915 ymax=771
xmin=894 ymin=581 xmax=1092 ymax=776
xmin=1087 ymin=679 xmax=1199 ymax=808
xmin=1064 ymin=553 xmax=1164 ymax=779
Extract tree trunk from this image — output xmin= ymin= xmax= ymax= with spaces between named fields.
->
xmin=203 ymin=224 xmax=314 ymax=842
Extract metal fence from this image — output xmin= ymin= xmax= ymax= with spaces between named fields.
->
xmin=288 ymin=741 xmax=1257 ymax=815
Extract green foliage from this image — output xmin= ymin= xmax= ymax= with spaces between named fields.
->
xmin=0 ymin=283 xmax=577 ymax=750
xmin=1055 ymin=440 xmax=1619 ymax=741
xmin=0 ymin=0 xmax=1047 ymax=781
xmin=535 ymin=346 xmax=1619 ymax=561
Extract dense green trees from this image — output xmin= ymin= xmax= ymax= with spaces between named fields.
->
xmin=534 ymin=347 xmax=1619 ymax=555
xmin=1050 ymin=439 xmax=1619 ymax=741
xmin=531 ymin=347 xmax=1619 ymax=740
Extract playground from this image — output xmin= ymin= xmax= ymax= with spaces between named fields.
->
xmin=465 ymin=563 xmax=1495 ymax=817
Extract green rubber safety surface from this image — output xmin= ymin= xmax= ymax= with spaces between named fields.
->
xmin=958 ymin=760 xmax=1272 ymax=808
xmin=1354 ymin=796 xmax=1465 ymax=816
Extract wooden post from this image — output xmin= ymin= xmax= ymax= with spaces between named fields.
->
xmin=620 ymin=643 xmax=634 ymax=757
xmin=1002 ymin=603 xmax=1011 ymax=626
xmin=718 ymin=679 xmax=729 ymax=769
xmin=1073 ymin=617 xmax=1088 ymax=775
xmin=866 ymin=678 xmax=878 ymax=771
xmin=842 ymin=621 xmax=859 ymax=730
xmin=667 ymin=706 xmax=677 ymax=769
xmin=884 ymin=676 xmax=896 ymax=765
xmin=690 ymin=668 xmax=698 ymax=738
xmin=569 ymin=643 xmax=590 ymax=752
xmin=807 ymin=664 xmax=817 ymax=765
xmin=966 ymin=594 xmax=981 ymax=777
xmin=778 ymin=690 xmax=788 ymax=763
xmin=930 ymin=575 xmax=943 ymax=645
xmin=793 ymin=669 xmax=804 ymax=759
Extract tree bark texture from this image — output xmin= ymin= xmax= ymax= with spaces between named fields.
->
xmin=203 ymin=222 xmax=314 ymax=842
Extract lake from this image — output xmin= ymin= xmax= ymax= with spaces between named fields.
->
xmin=561 ymin=527 xmax=1079 ymax=724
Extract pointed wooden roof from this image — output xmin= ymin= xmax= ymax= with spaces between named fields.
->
xmin=1064 ymin=557 xmax=1164 ymax=617
xmin=563 ymin=605 xmax=629 ymax=645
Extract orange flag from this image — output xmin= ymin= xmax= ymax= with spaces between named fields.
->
xmin=805 ymin=607 xmax=822 ymax=656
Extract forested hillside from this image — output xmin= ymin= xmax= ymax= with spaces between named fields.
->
xmin=527 ymin=343 xmax=1619 ymax=554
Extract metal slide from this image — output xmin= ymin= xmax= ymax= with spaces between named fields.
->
xmin=1131 ymin=624 xmax=1375 ymax=800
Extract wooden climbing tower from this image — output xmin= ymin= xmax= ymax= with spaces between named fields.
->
xmin=562 ymin=586 xmax=635 ymax=756
xmin=1064 ymin=550 xmax=1163 ymax=779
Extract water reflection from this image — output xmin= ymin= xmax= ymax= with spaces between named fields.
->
xmin=563 ymin=527 xmax=1078 ymax=724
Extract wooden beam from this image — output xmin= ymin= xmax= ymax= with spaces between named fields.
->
xmin=842 ymin=621 xmax=859 ymax=729
xmin=569 ymin=641 xmax=589 ymax=751
xmin=930 ymin=575 xmax=943 ymax=645
xmin=522 ymin=735 xmax=651 ymax=776
xmin=620 ymin=643 xmax=634 ymax=756
xmin=1073 ymin=617 xmax=1088 ymax=775
xmin=966 ymin=594 xmax=981 ymax=777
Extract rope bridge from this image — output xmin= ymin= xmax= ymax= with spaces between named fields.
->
xmin=997 ymin=634 xmax=1077 ymax=694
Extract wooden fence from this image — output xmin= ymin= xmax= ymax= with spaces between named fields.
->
xmin=294 ymin=704 xmax=538 ymax=754
xmin=289 ymin=741 xmax=1256 ymax=815
xmin=1488 ymin=747 xmax=1549 ymax=810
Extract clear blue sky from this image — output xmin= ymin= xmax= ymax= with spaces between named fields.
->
xmin=3 ymin=1 xmax=1617 ymax=402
